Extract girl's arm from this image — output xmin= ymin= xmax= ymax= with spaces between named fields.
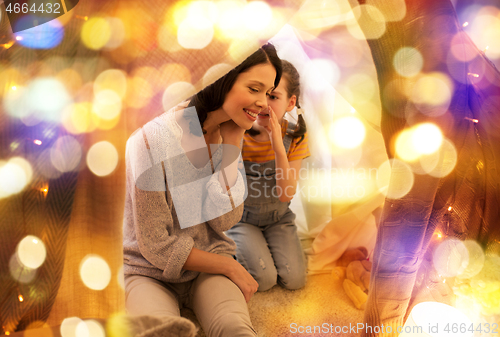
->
xmin=265 ymin=106 xmax=303 ymax=202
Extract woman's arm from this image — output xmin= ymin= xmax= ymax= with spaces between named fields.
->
xmin=183 ymin=247 xmax=258 ymax=302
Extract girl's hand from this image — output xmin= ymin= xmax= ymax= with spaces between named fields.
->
xmin=263 ymin=106 xmax=286 ymax=154
xmin=226 ymin=259 xmax=259 ymax=302
xmin=220 ymin=120 xmax=245 ymax=146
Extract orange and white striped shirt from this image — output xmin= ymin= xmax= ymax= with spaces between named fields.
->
xmin=242 ymin=120 xmax=310 ymax=163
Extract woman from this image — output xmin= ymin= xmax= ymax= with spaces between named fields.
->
xmin=123 ymin=44 xmax=281 ymax=337
xmin=227 ymin=60 xmax=309 ymax=292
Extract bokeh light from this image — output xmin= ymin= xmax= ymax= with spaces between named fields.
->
xmin=395 ymin=123 xmax=443 ymax=163
xmin=365 ymin=0 xmax=406 ymax=22
xmin=412 ymin=123 xmax=443 ymax=155
xmin=92 ymin=90 xmax=122 ymax=120
xmin=291 ymin=0 xmax=346 ymax=31
xmin=456 ymin=240 xmax=485 ymax=279
xmin=38 ymin=148 xmax=63 ymax=179
xmin=94 ymin=69 xmax=127 ymax=99
xmin=117 ymin=265 xmax=124 ymax=290
xmin=410 ymin=72 xmax=453 ymax=116
xmin=62 ymin=102 xmax=96 ymax=134
xmin=242 ymin=1 xmax=272 ymax=32
xmin=125 ymin=76 xmax=153 ymax=109
xmin=420 ymin=138 xmax=457 ymax=178
xmin=15 ymin=18 xmax=64 ymax=49
xmin=158 ymin=63 xmax=192 ymax=90
xmin=433 ymin=238 xmax=469 ymax=277
xmin=468 ymin=8 xmax=500 ymax=59
xmin=61 ymin=317 xmax=84 ymax=337
xmin=9 ymin=253 xmax=37 ymax=284
xmin=345 ymin=73 xmax=377 ymax=103
xmin=81 ymin=18 xmax=111 ymax=50
xmin=177 ymin=16 xmax=214 ymax=49
xmin=17 ymin=235 xmax=47 ymax=269
xmin=86 ymin=141 xmax=119 ymax=177
xmin=104 ymin=17 xmax=126 ymax=49
xmin=50 ymin=136 xmax=82 ymax=173
xmin=203 ymin=63 xmax=233 ymax=89
xmin=303 ymin=59 xmax=341 ymax=91
xmin=162 ymin=82 xmax=196 ymax=111
xmin=215 ymin=1 xmax=245 ymax=40
xmin=393 ymin=47 xmax=424 ymax=77
xmin=377 ymin=159 xmax=414 ymax=199
xmin=329 ymin=116 xmax=366 ymax=149
xmin=5 ymin=77 xmax=72 ymax=123
xmin=450 ymin=32 xmax=478 ymax=62
xmin=79 ymin=320 xmax=105 ymax=337
xmin=348 ymin=4 xmax=386 ymax=40
xmin=0 ymin=157 xmax=32 ymax=197
xmin=79 ymin=255 xmax=112 ymax=291
xmin=29 ymin=78 xmax=72 ymax=121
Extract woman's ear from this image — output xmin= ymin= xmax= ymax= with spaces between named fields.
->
xmin=286 ymin=95 xmax=297 ymax=112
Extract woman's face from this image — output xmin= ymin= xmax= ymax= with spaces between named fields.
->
xmin=222 ymin=63 xmax=276 ymax=130
xmin=256 ymin=77 xmax=296 ymax=128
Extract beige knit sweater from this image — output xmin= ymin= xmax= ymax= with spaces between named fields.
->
xmin=123 ymin=106 xmax=245 ymax=283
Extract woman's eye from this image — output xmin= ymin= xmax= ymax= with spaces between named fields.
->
xmin=267 ymin=94 xmax=277 ymax=100
xmin=249 ymin=88 xmax=259 ymax=92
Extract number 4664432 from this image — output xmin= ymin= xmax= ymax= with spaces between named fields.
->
xmin=5 ymin=2 xmax=61 ymax=14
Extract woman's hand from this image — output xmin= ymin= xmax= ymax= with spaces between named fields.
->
xmin=263 ymin=106 xmax=286 ymax=154
xmin=225 ymin=258 xmax=259 ymax=302
xmin=220 ymin=120 xmax=245 ymax=147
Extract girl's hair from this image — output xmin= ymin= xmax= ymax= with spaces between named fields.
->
xmin=246 ymin=60 xmax=307 ymax=144
xmin=281 ymin=60 xmax=307 ymax=144
xmin=187 ymin=43 xmax=282 ymax=136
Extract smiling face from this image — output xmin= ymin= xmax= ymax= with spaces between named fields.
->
xmin=256 ymin=76 xmax=296 ymax=128
xmin=221 ymin=63 xmax=277 ymax=130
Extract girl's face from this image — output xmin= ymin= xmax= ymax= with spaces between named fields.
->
xmin=256 ymin=77 xmax=296 ymax=128
xmin=222 ymin=63 xmax=276 ymax=130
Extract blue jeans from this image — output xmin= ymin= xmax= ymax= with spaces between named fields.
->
xmin=226 ymin=207 xmax=307 ymax=292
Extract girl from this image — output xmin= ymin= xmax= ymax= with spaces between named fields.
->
xmin=123 ymin=44 xmax=281 ymax=337
xmin=227 ymin=60 xmax=309 ymax=291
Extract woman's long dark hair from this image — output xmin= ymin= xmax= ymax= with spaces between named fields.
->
xmin=187 ymin=43 xmax=282 ymax=136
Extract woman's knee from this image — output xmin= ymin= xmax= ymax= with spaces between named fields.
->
xmin=207 ymin=312 xmax=256 ymax=337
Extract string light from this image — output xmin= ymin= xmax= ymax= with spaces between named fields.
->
xmin=18 ymin=294 xmax=24 ymax=302
xmin=11 ymin=86 xmax=17 ymax=91
xmin=462 ymin=22 xmax=469 ymax=27
xmin=1 ymin=40 xmax=15 ymax=49
xmin=465 ymin=117 xmax=479 ymax=123
xmin=467 ymin=72 xmax=479 ymax=78
xmin=33 ymin=140 xmax=42 ymax=145
xmin=76 ymin=15 xmax=88 ymax=21
xmin=15 ymin=36 xmax=23 ymax=41
xmin=448 ymin=206 xmax=452 ymax=211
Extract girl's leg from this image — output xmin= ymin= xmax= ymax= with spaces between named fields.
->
xmin=124 ymin=274 xmax=180 ymax=317
xmin=263 ymin=209 xmax=307 ymax=290
xmin=190 ymin=272 xmax=257 ymax=337
xmin=226 ymin=222 xmax=278 ymax=291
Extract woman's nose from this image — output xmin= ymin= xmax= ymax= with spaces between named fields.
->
xmin=256 ymin=94 xmax=267 ymax=109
